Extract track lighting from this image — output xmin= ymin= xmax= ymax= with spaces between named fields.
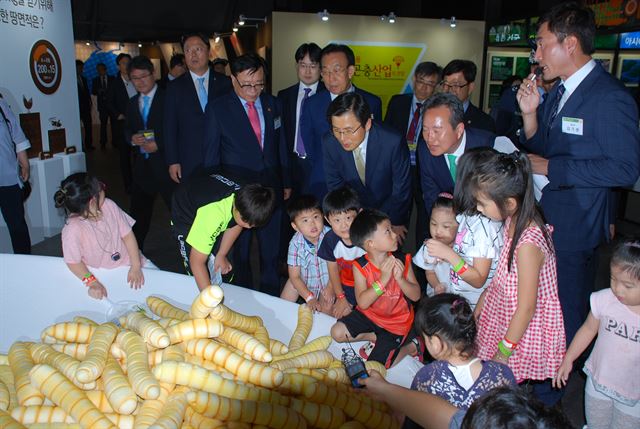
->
xmin=318 ymin=9 xmax=330 ymax=22
xmin=450 ymin=16 xmax=456 ymax=28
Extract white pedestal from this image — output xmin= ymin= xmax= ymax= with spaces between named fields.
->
xmin=31 ymin=157 xmax=66 ymax=237
xmin=53 ymin=152 xmax=86 ymax=177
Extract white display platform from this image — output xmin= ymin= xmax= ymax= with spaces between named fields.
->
xmin=31 ymin=157 xmax=67 ymax=237
xmin=53 ymin=152 xmax=87 ymax=178
xmin=0 ymin=254 xmax=420 ymax=388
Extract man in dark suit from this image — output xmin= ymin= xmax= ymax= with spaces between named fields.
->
xmin=324 ymin=93 xmax=411 ymax=242
xmin=107 ymin=53 xmax=136 ymax=193
xmin=442 ymin=60 xmax=496 ymax=134
xmin=299 ymin=43 xmax=382 ymax=201
xmin=277 ymin=42 xmax=324 ymax=197
xmin=91 ymin=62 xmax=113 ymax=149
xmin=204 ymin=53 xmax=290 ymax=297
xmin=76 ymin=60 xmax=94 ymax=151
xmin=124 ymin=55 xmax=175 ymax=251
xmin=517 ymin=3 xmax=640 ymax=346
xmin=418 ymin=93 xmax=495 ymax=214
xmin=158 ymin=53 xmax=186 ymax=89
xmin=164 ymin=33 xmax=232 ymax=184
xmin=385 ymin=61 xmax=441 ymax=247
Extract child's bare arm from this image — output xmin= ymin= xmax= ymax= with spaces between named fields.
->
xmin=287 ymin=265 xmax=321 ymax=311
xmin=327 ymin=261 xmax=352 ymax=318
xmin=214 ymin=225 xmax=243 ymax=274
xmin=189 ymin=247 xmax=212 ymax=291
xmin=554 ymin=312 xmax=599 ymax=388
xmin=394 ymin=258 xmax=421 ymax=301
xmin=66 ymin=262 xmax=107 ymax=299
xmin=353 ymin=266 xmax=380 ymax=310
xmin=122 ymin=230 xmax=144 ymax=288
xmin=425 ymin=270 xmax=446 ymax=294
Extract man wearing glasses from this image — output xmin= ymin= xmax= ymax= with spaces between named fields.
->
xmin=299 ymin=43 xmax=382 ymax=201
xmin=164 ymin=33 xmax=231 ymax=184
xmin=385 ymin=61 xmax=442 ymax=247
xmin=277 ymin=43 xmax=325 ymax=197
xmin=203 ymin=53 xmax=290 ymax=297
xmin=441 ymin=60 xmax=496 ymax=133
xmin=124 ymin=55 xmax=175 ymax=252
xmin=323 ymin=93 xmax=410 ymax=244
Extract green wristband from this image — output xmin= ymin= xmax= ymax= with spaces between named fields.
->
xmin=497 ymin=341 xmax=513 ymax=357
xmin=453 ymin=258 xmax=465 ymax=273
xmin=372 ymin=281 xmax=384 ymax=296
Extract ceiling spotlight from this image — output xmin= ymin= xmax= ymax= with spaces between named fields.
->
xmin=85 ymin=41 xmax=90 ymax=46
xmin=214 ymin=33 xmax=221 ymax=43
xmin=450 ymin=16 xmax=456 ymax=28
xmin=238 ymin=14 xmax=246 ymax=26
xmin=388 ymin=12 xmax=396 ymax=24
xmin=232 ymin=23 xmax=239 ymax=32
xmin=318 ymin=9 xmax=330 ymax=22
xmin=138 ymin=42 xmax=142 ymax=48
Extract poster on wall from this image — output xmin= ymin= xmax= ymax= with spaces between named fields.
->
xmin=515 ymin=57 xmax=531 ymax=80
xmin=488 ymin=84 xmax=504 ymax=109
xmin=490 ymin=56 xmax=514 ymax=81
xmin=0 ymin=0 xmax=80 ymax=154
xmin=332 ymin=41 xmax=426 ymax=117
xmin=621 ymin=59 xmax=640 ymax=85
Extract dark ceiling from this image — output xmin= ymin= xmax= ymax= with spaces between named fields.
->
xmin=72 ymin=0 xmax=564 ymax=43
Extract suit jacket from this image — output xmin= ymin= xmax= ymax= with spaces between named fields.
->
xmin=276 ymin=81 xmax=325 ymax=155
xmin=464 ymin=102 xmax=496 ymax=133
xmin=124 ymin=87 xmax=174 ymax=194
xmin=77 ymin=76 xmax=91 ymax=113
xmin=106 ymin=73 xmax=131 ymax=118
xmin=384 ymin=93 xmax=413 ymax=135
xmin=299 ymin=85 xmax=383 ymax=200
xmin=203 ymin=92 xmax=290 ymax=197
xmin=92 ymin=74 xmax=113 ymax=112
xmin=418 ymin=127 xmax=495 ymax=213
xmin=163 ymin=69 xmax=232 ymax=180
xmin=522 ymin=64 xmax=640 ymax=251
xmin=323 ymin=123 xmax=411 ymax=225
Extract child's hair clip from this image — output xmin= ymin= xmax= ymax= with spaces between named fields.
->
xmin=450 ymin=298 xmax=465 ymax=314
xmin=438 ymin=192 xmax=454 ymax=200
xmin=625 ymin=240 xmax=640 ymax=249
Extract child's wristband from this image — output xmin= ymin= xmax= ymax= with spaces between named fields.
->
xmin=372 ymin=281 xmax=384 ymax=296
xmin=82 ymin=273 xmax=97 ymax=286
xmin=336 ymin=293 xmax=346 ymax=300
xmin=457 ymin=263 xmax=469 ymax=276
xmin=497 ymin=341 xmax=513 ymax=357
xmin=452 ymin=258 xmax=465 ymax=273
xmin=502 ymin=337 xmax=518 ymax=350
xmin=305 ymin=293 xmax=315 ymax=303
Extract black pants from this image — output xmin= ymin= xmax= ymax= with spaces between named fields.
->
xmin=80 ymin=109 xmax=93 ymax=149
xmin=113 ymin=119 xmax=132 ymax=192
xmin=98 ymin=109 xmax=110 ymax=147
xmin=0 ymin=184 xmax=31 ymax=254
xmin=130 ymin=173 xmax=174 ymax=251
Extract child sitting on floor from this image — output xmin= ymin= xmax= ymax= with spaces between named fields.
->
xmin=330 ymin=208 xmax=421 ymax=368
xmin=280 ymin=195 xmax=333 ymax=314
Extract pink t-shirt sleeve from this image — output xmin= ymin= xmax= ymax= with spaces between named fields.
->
xmin=102 ymin=198 xmax=135 ymax=238
xmin=590 ymin=290 xmax=603 ymax=320
xmin=61 ymin=221 xmax=83 ymax=264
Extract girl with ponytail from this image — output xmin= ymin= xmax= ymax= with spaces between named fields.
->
xmin=407 ymin=293 xmax=515 ymax=417
xmin=470 ymin=151 xmax=566 ymax=403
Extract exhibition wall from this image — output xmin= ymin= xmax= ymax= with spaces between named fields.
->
xmin=271 ymin=12 xmax=486 ymax=115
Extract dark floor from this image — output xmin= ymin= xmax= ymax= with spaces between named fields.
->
xmin=30 ymin=134 xmax=640 ymax=428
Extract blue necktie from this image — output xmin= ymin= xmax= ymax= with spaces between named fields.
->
xmin=141 ymin=95 xmax=150 ymax=159
xmin=197 ymin=77 xmax=207 ymax=112
xmin=548 ymin=84 xmax=565 ymax=129
xmin=295 ymin=87 xmax=312 ymax=157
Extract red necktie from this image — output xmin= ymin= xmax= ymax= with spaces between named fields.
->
xmin=406 ymin=102 xmax=422 ymax=142
xmin=247 ymin=101 xmax=262 ymax=149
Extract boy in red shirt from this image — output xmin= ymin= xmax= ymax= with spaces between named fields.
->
xmin=330 ymin=208 xmax=421 ymax=367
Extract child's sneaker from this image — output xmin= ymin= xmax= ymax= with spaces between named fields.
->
xmin=359 ymin=342 xmax=375 ymax=360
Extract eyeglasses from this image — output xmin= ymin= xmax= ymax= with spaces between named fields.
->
xmin=129 ymin=73 xmax=153 ymax=82
xmin=332 ymin=124 xmax=362 ymax=138
xmin=415 ymin=79 xmax=438 ymax=89
xmin=184 ymin=46 xmax=207 ymax=55
xmin=321 ymin=65 xmax=346 ymax=76
xmin=439 ymin=81 xmax=470 ymax=91
xmin=298 ymin=62 xmax=319 ymax=71
xmin=237 ymin=82 xmax=265 ymax=91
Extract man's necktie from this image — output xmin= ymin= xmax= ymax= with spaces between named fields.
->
xmin=102 ymin=76 xmax=106 ymax=89
xmin=406 ymin=102 xmax=422 ymax=142
xmin=547 ymin=84 xmax=566 ymax=128
xmin=197 ymin=77 xmax=207 ymax=112
xmin=247 ymin=101 xmax=262 ymax=148
xmin=354 ymin=146 xmax=366 ymax=185
xmin=447 ymin=154 xmax=457 ymax=181
xmin=140 ymin=95 xmax=150 ymax=159
xmin=295 ymin=87 xmax=312 ymax=157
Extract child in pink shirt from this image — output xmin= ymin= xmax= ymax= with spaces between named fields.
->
xmin=55 ymin=173 xmax=148 ymax=299
xmin=554 ymin=238 xmax=640 ymax=429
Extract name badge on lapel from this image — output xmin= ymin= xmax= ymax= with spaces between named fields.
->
xmin=274 ymin=116 xmax=281 ymax=130
xmin=561 ymin=117 xmax=583 ymax=136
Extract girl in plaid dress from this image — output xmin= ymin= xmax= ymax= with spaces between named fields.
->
xmin=470 ymin=152 xmax=566 ymax=404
